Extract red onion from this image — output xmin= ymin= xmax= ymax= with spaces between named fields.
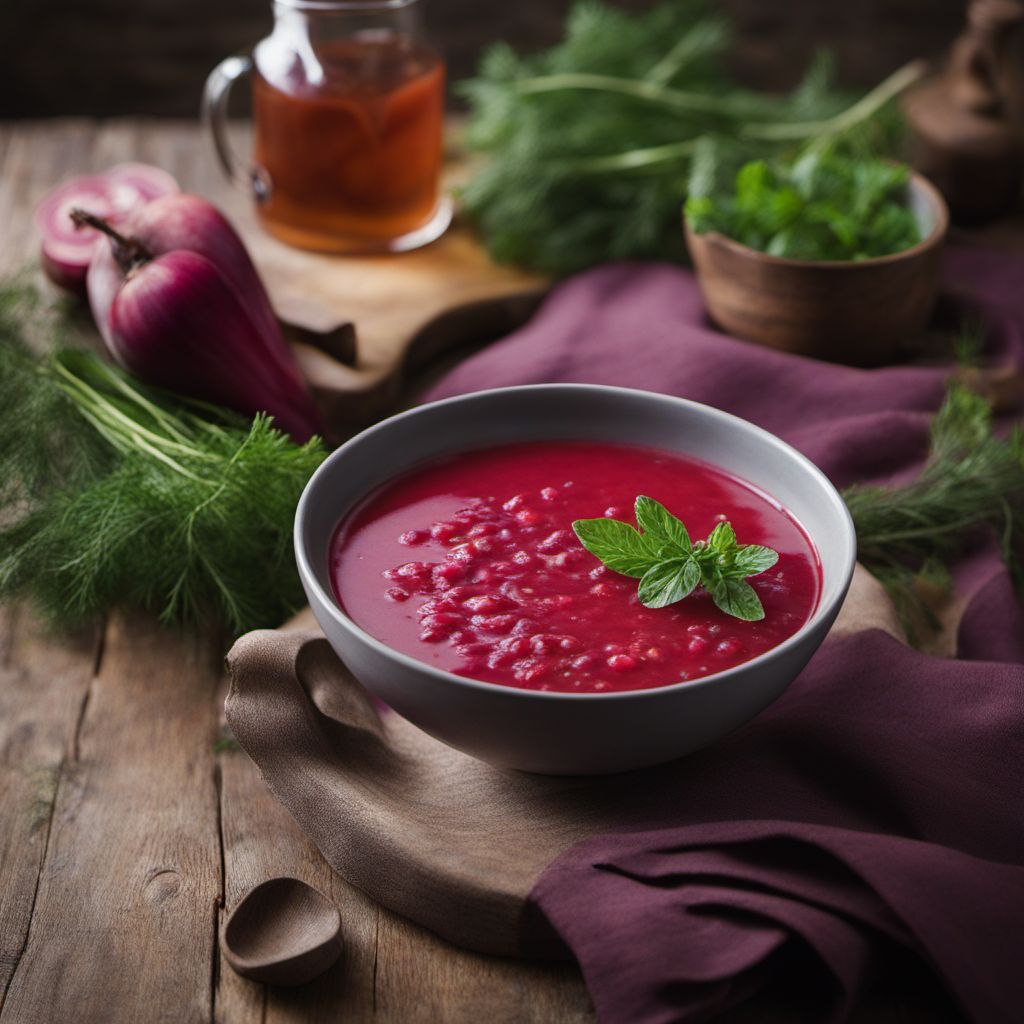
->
xmin=35 ymin=164 xmax=179 ymax=294
xmin=36 ymin=175 xmax=117 ymax=294
xmin=89 ymin=193 xmax=280 ymax=345
xmin=76 ymin=206 xmax=322 ymax=443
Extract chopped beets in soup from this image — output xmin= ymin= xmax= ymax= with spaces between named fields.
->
xmin=330 ymin=442 xmax=821 ymax=693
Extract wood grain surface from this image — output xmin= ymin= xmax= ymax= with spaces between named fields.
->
xmin=0 ymin=609 xmax=593 ymax=1024
xmin=216 ymin=679 xmax=592 ymax=1024
xmin=2 ymin=613 xmax=222 ymax=1023
xmin=0 ymin=609 xmax=97 ymax=1004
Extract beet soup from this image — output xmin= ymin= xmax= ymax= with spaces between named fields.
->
xmin=330 ymin=442 xmax=821 ymax=693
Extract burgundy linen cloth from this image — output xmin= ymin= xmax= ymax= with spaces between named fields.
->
xmin=425 ymin=244 xmax=1024 ymax=1024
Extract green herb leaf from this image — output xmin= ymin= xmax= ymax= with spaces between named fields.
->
xmin=637 ymin=556 xmax=701 ymax=608
xmin=728 ymin=544 xmax=780 ymax=577
xmin=686 ymin=149 xmax=921 ymax=262
xmin=634 ymin=495 xmax=691 ymax=554
xmin=707 ymin=520 xmax=738 ymax=553
xmin=710 ymin=578 xmax=766 ymax=621
xmin=843 ymin=383 xmax=1024 ymax=642
xmin=573 ymin=499 xmax=779 ymax=620
xmin=572 ymin=517 xmax=660 ymax=578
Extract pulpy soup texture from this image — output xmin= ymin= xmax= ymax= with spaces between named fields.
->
xmin=330 ymin=442 xmax=821 ymax=693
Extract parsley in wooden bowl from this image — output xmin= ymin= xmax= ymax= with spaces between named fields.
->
xmin=683 ymin=150 xmax=949 ymax=366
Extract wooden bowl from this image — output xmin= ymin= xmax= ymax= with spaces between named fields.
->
xmin=683 ymin=173 xmax=949 ymax=366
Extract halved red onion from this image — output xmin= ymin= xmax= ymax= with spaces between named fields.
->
xmin=35 ymin=175 xmax=118 ymax=294
xmin=35 ymin=164 xmax=180 ymax=295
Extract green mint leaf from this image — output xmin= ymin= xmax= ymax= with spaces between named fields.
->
xmin=634 ymin=495 xmax=691 ymax=554
xmin=573 ymin=503 xmax=778 ymax=622
xmin=710 ymin=578 xmax=766 ymax=621
xmin=637 ymin=557 xmax=701 ymax=609
xmin=729 ymin=544 xmax=780 ymax=577
xmin=691 ymin=152 xmax=920 ymax=262
xmin=707 ymin=520 xmax=738 ymax=553
xmin=572 ymin=517 xmax=660 ymax=578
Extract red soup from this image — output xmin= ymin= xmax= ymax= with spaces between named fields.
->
xmin=331 ymin=442 xmax=821 ymax=693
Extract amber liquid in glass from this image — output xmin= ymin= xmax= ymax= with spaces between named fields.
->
xmin=252 ymin=34 xmax=445 ymax=252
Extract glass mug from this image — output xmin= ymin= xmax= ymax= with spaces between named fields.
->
xmin=203 ymin=0 xmax=450 ymax=254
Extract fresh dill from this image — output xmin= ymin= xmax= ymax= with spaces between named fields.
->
xmin=844 ymin=385 xmax=1024 ymax=633
xmin=0 ymin=283 xmax=327 ymax=636
xmin=459 ymin=0 xmax=920 ymax=275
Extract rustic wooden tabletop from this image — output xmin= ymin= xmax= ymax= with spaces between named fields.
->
xmin=0 ymin=118 xmax=593 ymax=1024
xmin=0 ymin=119 xmax=1018 ymax=1024
xmin=0 ymin=601 xmax=601 ymax=1024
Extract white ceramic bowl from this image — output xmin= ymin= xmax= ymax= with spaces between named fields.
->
xmin=295 ymin=385 xmax=856 ymax=775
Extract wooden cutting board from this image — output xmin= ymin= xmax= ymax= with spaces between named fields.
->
xmin=214 ymin=127 xmax=549 ymax=426
xmin=225 ymin=567 xmax=905 ymax=959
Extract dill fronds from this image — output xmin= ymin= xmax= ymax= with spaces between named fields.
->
xmin=844 ymin=385 xmax=1024 ymax=632
xmin=0 ymin=283 xmax=327 ymax=636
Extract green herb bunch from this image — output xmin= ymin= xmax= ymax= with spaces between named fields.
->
xmin=846 ymin=384 xmax=1024 ymax=630
xmin=685 ymin=149 xmax=921 ymax=260
xmin=574 ymin=496 xmax=778 ymax=620
xmin=0 ymin=284 xmax=327 ymax=636
xmin=459 ymin=0 xmax=920 ymax=275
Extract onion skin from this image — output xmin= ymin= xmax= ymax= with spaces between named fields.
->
xmin=107 ymin=251 xmax=322 ymax=443
xmin=115 ymin=194 xmax=281 ymax=344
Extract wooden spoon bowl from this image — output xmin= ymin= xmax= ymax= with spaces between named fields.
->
xmin=221 ymin=877 xmax=343 ymax=986
xmin=684 ymin=172 xmax=949 ymax=366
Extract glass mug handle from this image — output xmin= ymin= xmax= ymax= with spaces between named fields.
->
xmin=201 ymin=55 xmax=270 ymax=200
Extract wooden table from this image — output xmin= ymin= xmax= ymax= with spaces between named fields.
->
xmin=1 ymin=602 xmax=600 ymax=1024
xmin=0 ymin=119 xmax=1016 ymax=1024
xmin=0 ymin=118 xmax=592 ymax=1024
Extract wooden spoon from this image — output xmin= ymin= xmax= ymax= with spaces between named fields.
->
xmin=221 ymin=877 xmax=343 ymax=986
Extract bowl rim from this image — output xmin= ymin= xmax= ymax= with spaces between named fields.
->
xmin=295 ymin=384 xmax=857 ymax=703
xmin=683 ymin=170 xmax=949 ymax=270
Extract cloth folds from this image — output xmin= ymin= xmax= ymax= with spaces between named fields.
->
xmin=425 ymin=243 xmax=1024 ymax=1023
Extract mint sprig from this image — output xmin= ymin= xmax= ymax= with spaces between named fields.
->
xmin=572 ymin=497 xmax=779 ymax=621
